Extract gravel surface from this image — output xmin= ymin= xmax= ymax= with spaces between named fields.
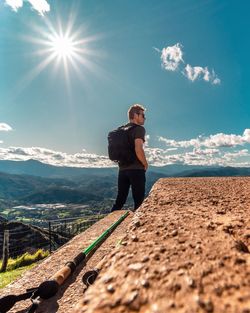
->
xmin=0 ymin=211 xmax=133 ymax=313
xmin=74 ymin=178 xmax=250 ymax=313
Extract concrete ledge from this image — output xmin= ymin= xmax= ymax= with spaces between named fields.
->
xmin=74 ymin=178 xmax=250 ymax=313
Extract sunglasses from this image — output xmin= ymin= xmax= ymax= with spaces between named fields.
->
xmin=137 ymin=112 xmax=146 ymax=118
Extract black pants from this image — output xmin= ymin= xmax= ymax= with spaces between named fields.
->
xmin=112 ymin=169 xmax=146 ymax=211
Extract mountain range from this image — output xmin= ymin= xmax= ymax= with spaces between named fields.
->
xmin=1 ymin=159 xmax=249 ymax=178
xmin=0 ymin=159 xmax=250 ymax=208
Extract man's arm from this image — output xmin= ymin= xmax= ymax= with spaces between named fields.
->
xmin=135 ymin=138 xmax=148 ymax=170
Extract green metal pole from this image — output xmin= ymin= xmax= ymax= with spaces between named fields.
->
xmin=84 ymin=211 xmax=129 ymax=255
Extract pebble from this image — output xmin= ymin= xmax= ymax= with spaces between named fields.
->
xmin=123 ymin=290 xmax=139 ymax=305
xmin=216 ymin=209 xmax=226 ymax=214
xmin=222 ymin=224 xmax=234 ymax=234
xmin=171 ymin=230 xmax=178 ymax=236
xmin=153 ymin=253 xmax=160 ymax=261
xmin=159 ymin=246 xmax=166 ymax=253
xmin=128 ymin=262 xmax=144 ymax=271
xmin=197 ymin=297 xmax=214 ymax=313
xmin=141 ymin=279 xmax=150 ymax=288
xmin=107 ymin=284 xmax=115 ymax=293
xmin=102 ymin=275 xmax=114 ymax=283
xmin=167 ymin=300 xmax=176 ymax=308
xmin=214 ymin=286 xmax=223 ymax=296
xmin=178 ymin=237 xmax=187 ymax=244
xmin=206 ymin=222 xmax=216 ymax=230
xmin=234 ymin=257 xmax=246 ymax=265
xmin=186 ymin=276 xmax=196 ymax=288
xmin=131 ymin=234 xmax=139 ymax=242
xmin=170 ymin=283 xmax=181 ymax=293
xmin=201 ymin=266 xmax=213 ymax=277
xmin=133 ymin=219 xmax=141 ymax=227
xmin=142 ymin=256 xmax=150 ymax=262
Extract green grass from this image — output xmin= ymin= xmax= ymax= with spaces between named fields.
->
xmin=0 ymin=249 xmax=49 ymax=288
xmin=6 ymin=249 xmax=49 ymax=271
xmin=0 ymin=264 xmax=35 ymax=289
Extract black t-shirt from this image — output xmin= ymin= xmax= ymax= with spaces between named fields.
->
xmin=119 ymin=122 xmax=146 ymax=170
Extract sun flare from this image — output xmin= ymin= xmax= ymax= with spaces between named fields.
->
xmin=20 ymin=10 xmax=104 ymax=90
xmin=50 ymin=35 xmax=75 ymax=59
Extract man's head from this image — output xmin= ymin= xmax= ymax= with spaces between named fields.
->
xmin=128 ymin=104 xmax=146 ymax=126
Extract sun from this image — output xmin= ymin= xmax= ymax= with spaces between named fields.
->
xmin=20 ymin=10 xmax=105 ymax=90
xmin=50 ymin=34 xmax=75 ymax=59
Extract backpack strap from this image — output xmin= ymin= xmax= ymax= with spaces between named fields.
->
xmin=125 ymin=124 xmax=140 ymax=152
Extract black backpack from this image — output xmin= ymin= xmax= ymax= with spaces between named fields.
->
xmin=108 ymin=124 xmax=138 ymax=165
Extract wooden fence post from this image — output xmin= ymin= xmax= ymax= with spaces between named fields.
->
xmin=49 ymin=221 xmax=52 ymax=254
xmin=0 ymin=223 xmax=9 ymax=273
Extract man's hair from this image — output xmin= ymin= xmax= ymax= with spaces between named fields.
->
xmin=128 ymin=104 xmax=145 ymax=120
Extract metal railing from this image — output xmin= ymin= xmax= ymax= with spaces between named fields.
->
xmin=0 ymin=214 xmax=107 ymax=267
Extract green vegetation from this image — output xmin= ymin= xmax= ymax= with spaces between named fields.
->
xmin=5 ymin=249 xmax=49 ymax=271
xmin=0 ymin=201 xmax=113 ymax=225
xmin=0 ymin=164 xmax=164 ymax=223
xmin=0 ymin=264 xmax=35 ymax=289
xmin=0 ymin=249 xmax=49 ymax=288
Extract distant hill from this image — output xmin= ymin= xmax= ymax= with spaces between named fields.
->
xmin=0 ymin=171 xmax=106 ymax=205
xmin=0 ymin=159 xmax=222 ymax=178
xmin=0 ymin=170 xmax=166 ymax=205
xmin=179 ymin=166 xmax=250 ymax=177
xmin=0 ymin=171 xmax=76 ymax=199
xmin=0 ymin=159 xmax=117 ymax=178
xmin=1 ymin=159 xmax=250 ymax=207
xmin=20 ymin=187 xmax=103 ymax=204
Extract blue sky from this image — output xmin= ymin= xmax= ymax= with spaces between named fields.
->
xmin=0 ymin=0 xmax=250 ymax=167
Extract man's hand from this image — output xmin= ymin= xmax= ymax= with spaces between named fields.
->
xmin=135 ymin=138 xmax=148 ymax=170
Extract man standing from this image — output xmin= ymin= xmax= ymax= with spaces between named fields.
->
xmin=110 ymin=104 xmax=148 ymax=212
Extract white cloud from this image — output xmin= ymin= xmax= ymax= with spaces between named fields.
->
xmin=158 ymin=43 xmax=184 ymax=71
xmin=27 ymin=0 xmax=50 ymax=15
xmin=145 ymin=135 xmax=150 ymax=147
xmin=1 ymin=130 xmax=250 ymax=168
xmin=157 ymin=43 xmax=220 ymax=85
xmin=0 ymin=146 xmax=113 ymax=168
xmin=223 ymin=149 xmax=249 ymax=159
xmin=203 ymin=133 xmax=244 ymax=147
xmin=193 ymin=148 xmax=220 ymax=155
xmin=5 ymin=0 xmax=22 ymax=11
xmin=159 ymin=129 xmax=250 ymax=149
xmin=212 ymin=78 xmax=221 ymax=85
xmin=145 ymin=145 xmax=250 ymax=168
xmin=0 ymin=123 xmax=12 ymax=131
xmin=158 ymin=136 xmax=201 ymax=148
xmin=243 ymin=129 xmax=250 ymax=142
xmin=0 ymin=141 xmax=250 ymax=168
xmin=5 ymin=0 xmax=50 ymax=15
xmin=147 ymin=130 xmax=250 ymax=167
xmin=183 ymin=64 xmax=220 ymax=84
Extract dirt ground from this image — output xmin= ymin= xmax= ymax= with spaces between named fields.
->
xmin=1 ymin=178 xmax=250 ymax=313
xmin=74 ymin=178 xmax=250 ymax=313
